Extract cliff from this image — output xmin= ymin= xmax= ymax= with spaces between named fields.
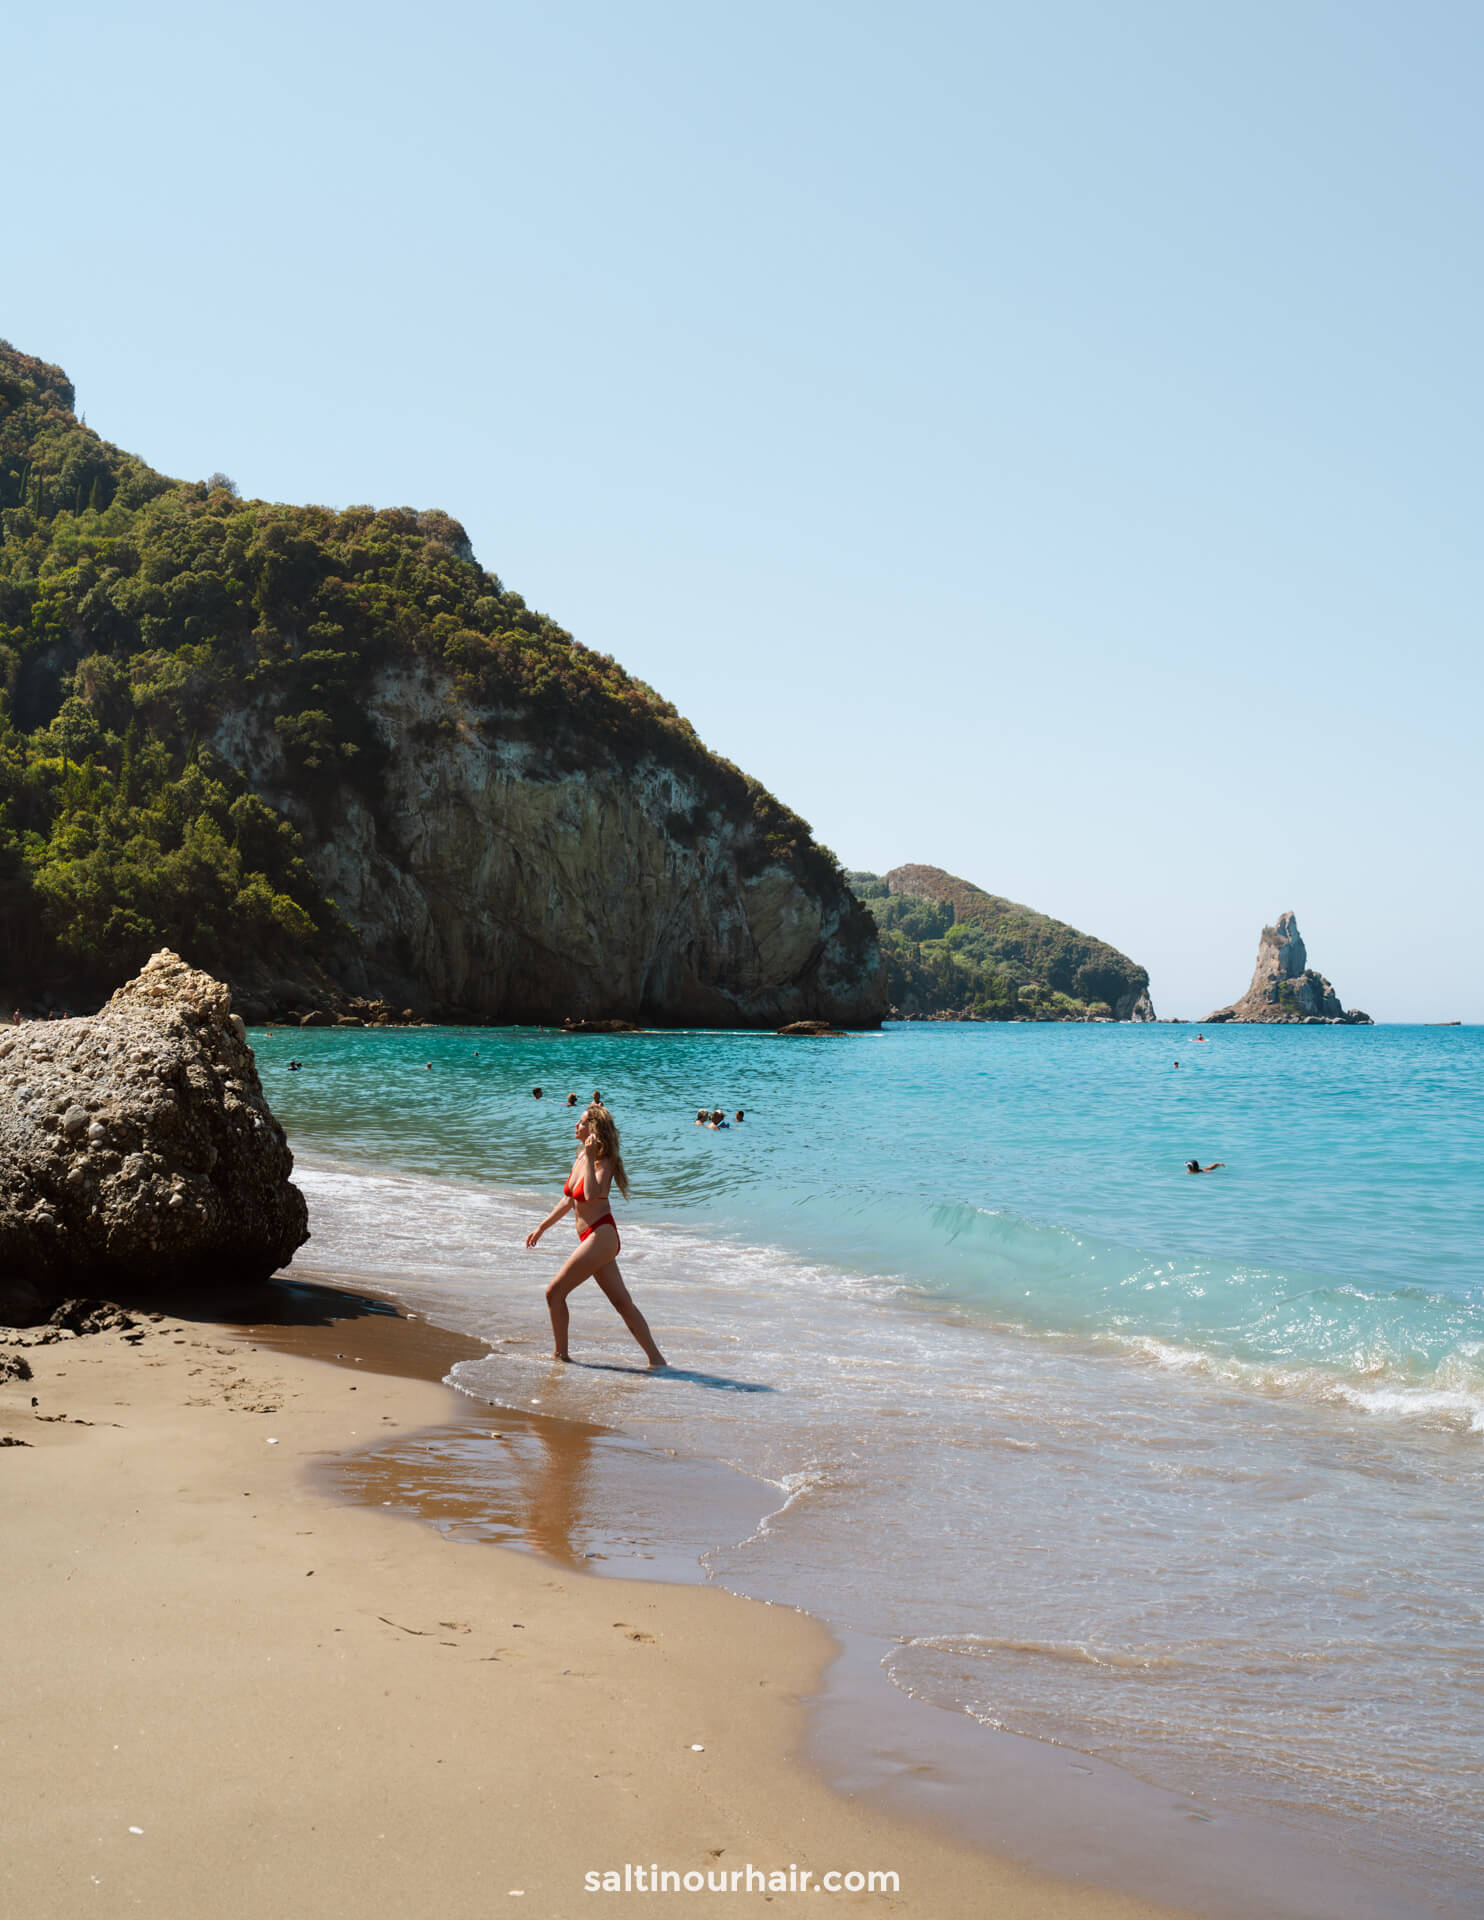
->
xmin=0 ymin=342 xmax=884 ymax=1027
xmin=849 ymin=865 xmax=1155 ymax=1022
xmin=1205 ymin=912 xmax=1371 ymax=1025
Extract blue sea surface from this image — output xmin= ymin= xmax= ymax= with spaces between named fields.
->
xmin=273 ymin=1020 xmax=1484 ymax=1416
xmin=264 ymin=1020 xmax=1484 ymax=1901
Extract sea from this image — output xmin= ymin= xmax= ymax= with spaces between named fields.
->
xmin=259 ymin=1020 xmax=1483 ymax=1912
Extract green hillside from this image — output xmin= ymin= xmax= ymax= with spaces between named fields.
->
xmin=849 ymin=864 xmax=1154 ymax=1021
xmin=0 ymin=343 xmax=846 ymax=1007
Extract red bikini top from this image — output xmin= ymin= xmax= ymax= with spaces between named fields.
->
xmin=564 ymin=1173 xmax=587 ymax=1202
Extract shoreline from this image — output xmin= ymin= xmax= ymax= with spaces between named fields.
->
xmin=2 ymin=1278 xmax=1182 ymax=1920
xmin=266 ymin=1271 xmax=1442 ymax=1920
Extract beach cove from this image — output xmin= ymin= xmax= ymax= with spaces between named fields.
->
xmin=3 ymin=1290 xmax=1178 ymax=1920
xmin=5 ymin=1019 xmax=1480 ymax=1917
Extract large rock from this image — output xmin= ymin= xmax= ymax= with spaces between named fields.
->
xmin=1205 ymin=913 xmax=1372 ymax=1025
xmin=0 ymin=951 xmax=308 ymax=1324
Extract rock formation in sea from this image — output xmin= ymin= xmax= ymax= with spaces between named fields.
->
xmin=1204 ymin=913 xmax=1372 ymax=1025
xmin=0 ymin=342 xmax=885 ymax=1029
xmin=0 ymin=951 xmax=308 ymax=1325
xmin=849 ymin=865 xmax=1156 ymax=1022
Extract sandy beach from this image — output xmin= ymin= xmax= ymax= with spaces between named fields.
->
xmin=0 ymin=1289 xmax=1184 ymax=1920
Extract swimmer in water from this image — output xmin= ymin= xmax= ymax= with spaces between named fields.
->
xmin=1186 ymin=1159 xmax=1225 ymax=1174
xmin=567 ymin=1093 xmax=578 ymax=1107
xmin=525 ymin=1103 xmax=665 ymax=1367
xmin=533 ymin=1086 xmax=543 ymax=1099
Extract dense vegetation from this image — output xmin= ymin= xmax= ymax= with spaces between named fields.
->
xmin=0 ymin=343 xmax=840 ymax=1003
xmin=849 ymin=865 xmax=1151 ymax=1021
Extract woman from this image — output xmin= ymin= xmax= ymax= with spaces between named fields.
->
xmin=525 ymin=1103 xmax=666 ymax=1367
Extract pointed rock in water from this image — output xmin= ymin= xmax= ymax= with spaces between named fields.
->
xmin=0 ymin=950 xmax=309 ymax=1324
xmin=1204 ymin=913 xmax=1372 ymax=1025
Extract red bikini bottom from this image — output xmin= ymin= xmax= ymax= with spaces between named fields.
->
xmin=578 ymin=1213 xmax=619 ymax=1251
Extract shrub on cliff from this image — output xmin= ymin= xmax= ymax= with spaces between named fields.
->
xmin=848 ymin=865 xmax=1150 ymax=1021
xmin=0 ymin=341 xmax=854 ymax=996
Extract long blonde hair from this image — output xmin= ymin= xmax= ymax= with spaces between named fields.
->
xmin=584 ymin=1102 xmax=629 ymax=1201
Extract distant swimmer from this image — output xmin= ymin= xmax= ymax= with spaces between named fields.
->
xmin=1195 ymin=1034 xmax=1207 ymax=1042
xmin=734 ymin=1110 xmax=744 ymax=1123
xmin=1186 ymin=1159 xmax=1225 ymax=1174
xmin=1173 ymin=1060 xmax=1180 ymax=1069
xmin=695 ymin=1109 xmax=709 ymax=1124
xmin=567 ymin=1092 xmax=578 ymax=1106
xmin=525 ymin=1102 xmax=665 ymax=1368
xmin=533 ymin=1086 xmax=543 ymax=1099
xmin=706 ymin=1109 xmax=729 ymax=1129
xmin=592 ymin=1090 xmax=602 ymax=1104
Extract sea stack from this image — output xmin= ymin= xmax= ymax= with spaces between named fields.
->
xmin=0 ymin=951 xmax=309 ymax=1324
xmin=1205 ymin=913 xmax=1372 ymax=1025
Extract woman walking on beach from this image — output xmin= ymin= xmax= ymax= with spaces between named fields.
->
xmin=525 ymin=1103 xmax=666 ymax=1368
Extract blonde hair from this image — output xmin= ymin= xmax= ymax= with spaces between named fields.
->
xmin=584 ymin=1102 xmax=629 ymax=1201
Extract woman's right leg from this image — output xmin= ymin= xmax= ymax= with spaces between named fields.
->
xmin=544 ymin=1238 xmax=609 ymax=1360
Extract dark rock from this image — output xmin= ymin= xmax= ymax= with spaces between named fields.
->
xmin=47 ymin=1299 xmax=134 ymax=1334
xmin=0 ymin=1353 xmax=33 ymax=1383
xmin=560 ymin=1017 xmax=642 ymax=1035
xmin=776 ymin=1019 xmax=845 ymax=1037
xmin=299 ymin=1010 xmax=334 ymax=1027
xmin=0 ymin=949 xmax=309 ymax=1324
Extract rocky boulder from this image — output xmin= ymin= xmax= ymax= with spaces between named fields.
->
xmin=1205 ymin=913 xmax=1372 ymax=1025
xmin=0 ymin=951 xmax=309 ymax=1324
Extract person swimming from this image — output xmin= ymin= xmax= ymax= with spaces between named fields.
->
xmin=706 ymin=1109 xmax=728 ymax=1129
xmin=1186 ymin=1159 xmax=1225 ymax=1173
xmin=524 ymin=1103 xmax=665 ymax=1367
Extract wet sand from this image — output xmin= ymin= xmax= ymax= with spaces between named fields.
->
xmin=0 ymin=1280 xmax=1180 ymax=1919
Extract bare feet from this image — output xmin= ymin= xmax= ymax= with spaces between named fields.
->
xmin=550 ymin=1351 xmax=571 ymax=1363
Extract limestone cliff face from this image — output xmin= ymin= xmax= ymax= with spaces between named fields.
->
xmin=1205 ymin=912 xmax=1372 ymax=1025
xmin=211 ymin=666 xmax=886 ymax=1027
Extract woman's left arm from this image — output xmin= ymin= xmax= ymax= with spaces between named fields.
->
xmin=585 ymin=1143 xmax=613 ymax=1204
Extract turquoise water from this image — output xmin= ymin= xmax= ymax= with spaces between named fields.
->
xmin=263 ymin=1020 xmax=1484 ymax=1902
xmin=269 ymin=1021 xmax=1484 ymax=1419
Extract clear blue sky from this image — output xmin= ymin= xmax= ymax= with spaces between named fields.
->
xmin=8 ymin=1 xmax=1480 ymax=1018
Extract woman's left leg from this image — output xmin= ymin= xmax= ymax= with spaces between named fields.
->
xmin=594 ymin=1257 xmax=666 ymax=1367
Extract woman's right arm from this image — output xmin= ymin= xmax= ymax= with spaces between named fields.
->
xmin=525 ymin=1195 xmax=573 ymax=1248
